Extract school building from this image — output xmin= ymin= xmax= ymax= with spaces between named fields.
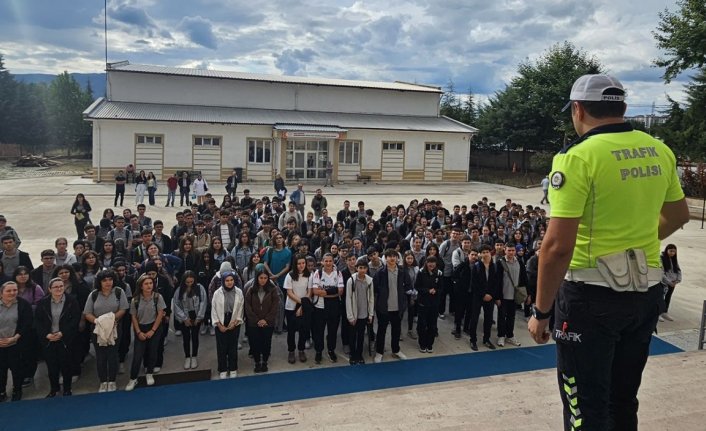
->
xmin=83 ymin=61 xmax=477 ymax=183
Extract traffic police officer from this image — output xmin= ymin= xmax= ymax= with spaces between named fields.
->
xmin=528 ymin=74 xmax=689 ymax=431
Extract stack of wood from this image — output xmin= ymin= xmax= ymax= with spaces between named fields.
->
xmin=13 ymin=155 xmax=62 ymax=167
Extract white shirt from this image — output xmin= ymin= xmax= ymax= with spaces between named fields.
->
xmin=311 ymin=267 xmax=344 ymax=310
xmin=283 ymin=273 xmax=310 ymax=311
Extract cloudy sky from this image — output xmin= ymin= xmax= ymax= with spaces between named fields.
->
xmin=0 ymin=0 xmax=690 ymax=115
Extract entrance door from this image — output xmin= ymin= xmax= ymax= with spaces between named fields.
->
xmin=286 ymin=140 xmax=329 ymax=180
xmin=424 ymin=143 xmax=444 ymax=181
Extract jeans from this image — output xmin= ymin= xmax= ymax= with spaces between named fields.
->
xmin=147 ymin=187 xmax=156 ymax=206
xmin=93 ymin=341 xmax=119 ymax=383
xmin=179 ymin=187 xmax=190 ymax=206
xmin=166 ymin=189 xmax=176 ymax=206
xmin=554 ymin=281 xmax=661 ymax=431
xmin=215 ymin=325 xmax=240 ymax=372
xmin=130 ymin=323 xmax=162 ymax=379
xmin=182 ymin=324 xmax=200 ymax=357
xmin=497 ymin=299 xmax=516 ymax=338
xmin=375 ymin=311 xmax=401 ymax=355
xmin=469 ymin=295 xmax=494 ymax=343
xmin=115 ymin=185 xmax=125 ymax=206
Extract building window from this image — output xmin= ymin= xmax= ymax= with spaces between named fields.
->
xmin=383 ymin=141 xmax=404 ymax=151
xmin=136 ymin=134 xmax=163 ymax=145
xmin=194 ymin=136 xmax=221 ymax=146
xmin=425 ymin=143 xmax=444 ymax=151
xmin=338 ymin=140 xmax=361 ymax=164
xmin=248 ymin=139 xmax=272 ymax=164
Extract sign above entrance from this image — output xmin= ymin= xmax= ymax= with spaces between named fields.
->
xmin=283 ymin=131 xmax=341 ymax=139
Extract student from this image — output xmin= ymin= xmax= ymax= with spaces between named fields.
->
xmin=660 ymin=244 xmax=681 ymax=322
xmin=83 ymin=269 xmax=129 ymax=392
xmin=311 ymin=253 xmax=344 ymax=364
xmin=135 ymin=170 xmax=147 ymax=205
xmin=211 ymin=271 xmax=244 ymax=378
xmin=283 ymin=255 xmax=311 ymax=364
xmin=401 ymin=251 xmax=419 ymax=340
xmin=0 ymin=235 xmax=34 ymax=277
xmin=173 ymin=271 xmax=207 ymax=369
xmin=0 ymin=281 xmax=32 ymax=401
xmin=373 ymin=249 xmax=412 ymax=363
xmin=495 ymin=242 xmax=526 ymax=348
xmin=415 ymin=256 xmax=442 ymax=353
xmin=70 ymin=193 xmax=92 ymax=240
xmin=244 ymin=267 xmax=280 ymax=373
xmin=13 ymin=266 xmax=44 ymax=386
xmin=125 ymin=274 xmax=166 ymax=391
xmin=470 ymin=245 xmax=499 ymax=351
xmin=114 ymin=170 xmax=126 ymax=207
xmin=35 ymin=277 xmax=81 ymax=397
xmin=345 ymin=261 xmax=374 ymax=364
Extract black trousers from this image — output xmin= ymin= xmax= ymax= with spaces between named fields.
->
xmin=249 ymin=326 xmax=273 ymax=363
xmin=70 ymin=330 xmax=89 ymax=377
xmin=285 ymin=309 xmax=307 ymax=352
xmin=0 ymin=344 xmax=22 ymax=394
xmin=663 ymin=283 xmax=676 ymax=312
xmin=454 ymin=286 xmax=472 ymax=332
xmin=416 ymin=303 xmax=438 ymax=350
xmin=75 ymin=218 xmax=90 ymax=241
xmin=115 ymin=185 xmax=125 ymax=206
xmin=130 ymin=323 xmax=162 ymax=379
xmin=375 ymin=311 xmax=401 ymax=355
xmin=93 ymin=340 xmax=119 ymax=383
xmin=182 ymin=324 xmax=201 ymax=357
xmin=43 ymin=341 xmax=72 ymax=393
xmin=118 ymin=313 xmax=132 ymax=363
xmin=21 ymin=333 xmax=38 ymax=381
xmin=215 ymin=325 xmax=240 ymax=372
xmin=349 ymin=318 xmax=368 ymax=361
xmin=554 ymin=281 xmax=661 ymax=431
xmin=469 ymin=295 xmax=494 ymax=343
xmin=406 ymin=298 xmax=417 ymax=331
xmin=312 ymin=304 xmax=340 ymax=354
xmin=179 ymin=187 xmax=190 ymax=206
xmin=497 ymin=299 xmax=516 ymax=338
xmin=438 ymin=276 xmax=454 ymax=314
xmin=339 ymin=301 xmax=350 ymax=347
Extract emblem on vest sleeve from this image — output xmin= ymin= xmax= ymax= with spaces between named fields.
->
xmin=551 ymin=171 xmax=565 ymax=189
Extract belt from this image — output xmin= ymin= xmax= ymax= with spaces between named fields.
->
xmin=565 ymin=268 xmax=663 ymax=288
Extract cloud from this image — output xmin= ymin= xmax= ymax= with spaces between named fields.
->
xmin=179 ymin=16 xmax=218 ymax=50
xmin=274 ymin=48 xmax=317 ymax=76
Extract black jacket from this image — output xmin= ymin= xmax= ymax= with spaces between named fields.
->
xmin=471 ymin=260 xmax=501 ymax=299
xmin=2 ymin=297 xmax=33 ymax=346
xmin=34 ymin=294 xmax=81 ymax=348
xmin=0 ymin=250 xmax=34 ymax=271
xmin=373 ymin=265 xmax=411 ymax=315
xmin=414 ymin=268 xmax=443 ymax=307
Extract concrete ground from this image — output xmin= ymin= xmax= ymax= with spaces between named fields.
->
xmin=0 ymin=176 xmax=704 ymax=426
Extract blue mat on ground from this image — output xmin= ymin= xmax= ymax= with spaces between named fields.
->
xmin=0 ymin=336 xmax=681 ymax=431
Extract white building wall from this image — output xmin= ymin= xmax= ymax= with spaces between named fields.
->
xmin=108 ymin=72 xmax=440 ymax=116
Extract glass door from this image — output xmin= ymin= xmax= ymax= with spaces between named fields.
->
xmin=286 ymin=140 xmax=329 ymax=180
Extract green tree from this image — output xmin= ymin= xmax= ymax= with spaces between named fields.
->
xmin=475 ymin=42 xmax=603 ymax=170
xmin=46 ymin=72 xmax=92 ymax=155
xmin=653 ymin=0 xmax=706 ymax=83
xmin=0 ymin=54 xmax=19 ymax=144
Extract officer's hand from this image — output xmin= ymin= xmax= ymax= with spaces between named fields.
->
xmin=528 ymin=316 xmax=551 ymax=344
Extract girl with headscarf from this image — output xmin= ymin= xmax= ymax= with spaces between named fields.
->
xmin=211 ymin=271 xmax=244 ymax=379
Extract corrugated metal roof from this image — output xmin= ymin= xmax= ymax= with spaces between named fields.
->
xmin=273 ymin=124 xmax=348 ymax=132
xmin=108 ymin=62 xmax=442 ymax=94
xmin=84 ymin=99 xmax=478 ymax=133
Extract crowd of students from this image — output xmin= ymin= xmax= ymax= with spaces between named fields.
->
xmin=0 ymin=185 xmax=680 ymax=400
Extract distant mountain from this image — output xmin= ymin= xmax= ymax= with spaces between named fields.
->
xmin=14 ymin=73 xmax=106 ymax=98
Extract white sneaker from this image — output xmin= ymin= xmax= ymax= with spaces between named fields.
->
xmin=238 ymin=343 xmax=242 ymax=350
xmin=175 ymin=330 xmax=182 ymax=336
xmin=662 ymin=313 xmax=674 ymax=322
xmin=71 ymin=375 xmax=79 ymax=384
xmin=393 ymin=351 xmax=407 ymax=360
xmin=305 ymin=340 xmax=312 ymax=349
xmin=163 ymin=338 xmax=169 ymax=346
xmin=184 ymin=357 xmax=192 ymax=369
xmin=419 ymin=347 xmax=427 ymax=353
xmin=98 ymin=382 xmax=108 ymax=393
xmin=125 ymin=379 xmax=138 ymax=391
xmin=229 ymin=371 xmax=238 ymax=378
xmin=191 ymin=357 xmax=198 ymax=369
xmin=200 ymin=325 xmax=207 ymax=335
xmin=209 ymin=326 xmax=216 ymax=336
xmin=153 ymin=367 xmax=161 ymax=374
xmin=427 ymin=347 xmax=434 ymax=353
xmin=145 ymin=374 xmax=154 ymax=386
xmin=219 ymin=372 xmax=228 ymax=379
xmin=118 ymin=362 xmax=125 ymax=374
xmin=107 ymin=382 xmax=117 ymax=392
xmin=497 ymin=337 xmax=505 ymax=347
xmin=506 ymin=337 xmax=521 ymax=347
xmin=658 ymin=315 xmax=665 ymax=322
xmin=374 ymin=353 xmax=383 ymax=363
